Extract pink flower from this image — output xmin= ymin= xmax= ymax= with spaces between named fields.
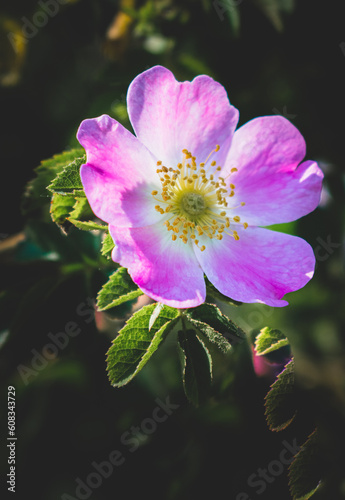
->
xmin=77 ymin=66 xmax=323 ymax=309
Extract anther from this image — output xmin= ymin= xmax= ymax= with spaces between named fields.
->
xmin=156 ymin=145 xmax=246 ymax=253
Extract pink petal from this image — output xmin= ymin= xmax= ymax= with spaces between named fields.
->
xmin=77 ymin=115 xmax=162 ymax=227
xmin=224 ymin=116 xmax=323 ymax=225
xmin=195 ymin=226 xmax=315 ymax=307
xmin=127 ymin=65 xmax=239 ymax=168
xmin=109 ymin=223 xmax=206 ymax=308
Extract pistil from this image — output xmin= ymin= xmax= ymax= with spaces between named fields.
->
xmin=152 ymin=146 xmax=248 ymax=251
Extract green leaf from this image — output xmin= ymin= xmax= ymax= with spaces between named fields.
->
xmin=101 ymin=232 xmax=115 ymax=259
xmin=183 ymin=315 xmax=231 ymax=355
xmin=106 ymin=304 xmax=180 ymax=387
xmin=50 ymin=193 xmax=76 ymax=231
xmin=69 ymin=197 xmax=94 ymax=221
xmin=47 ymin=155 xmax=85 ymax=194
xmin=288 ymin=429 xmax=323 ymax=500
xmin=187 ymin=303 xmax=245 ymax=349
xmin=50 ymin=191 xmax=102 ymax=233
xmin=265 ymin=358 xmax=296 ymax=431
xmin=97 ymin=267 xmax=143 ymax=311
xmin=255 ymin=327 xmax=289 ymax=355
xmin=68 ymin=219 xmax=107 ymax=231
xmin=22 ymin=148 xmax=85 ymax=213
xmin=178 ymin=328 xmax=212 ymax=406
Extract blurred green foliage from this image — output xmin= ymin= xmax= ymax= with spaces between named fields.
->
xmin=1 ymin=0 xmax=345 ymax=499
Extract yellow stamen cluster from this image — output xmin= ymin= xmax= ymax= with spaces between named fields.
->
xmin=152 ymin=146 xmax=248 ymax=251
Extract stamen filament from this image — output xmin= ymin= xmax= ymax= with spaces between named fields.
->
xmin=150 ymin=145 xmax=247 ymax=251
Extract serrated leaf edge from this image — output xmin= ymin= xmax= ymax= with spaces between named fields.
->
xmin=185 ymin=315 xmax=232 ymax=353
xmin=256 ymin=337 xmax=290 ymax=356
xmin=47 ymin=155 xmax=85 ymax=194
xmin=265 ymin=358 xmax=296 ymax=432
xmin=96 ymin=268 xmax=143 ymax=311
xmin=68 ymin=218 xmax=107 ymax=231
xmin=106 ymin=307 xmax=180 ymax=387
xmin=255 ymin=327 xmax=289 ymax=356
xmin=288 ymin=429 xmax=323 ymax=500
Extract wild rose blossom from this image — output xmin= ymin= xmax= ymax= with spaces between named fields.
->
xmin=77 ymin=66 xmax=323 ymax=309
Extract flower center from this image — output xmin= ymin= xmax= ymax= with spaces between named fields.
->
xmin=151 ymin=145 xmax=247 ymax=251
xmin=181 ymin=192 xmax=206 ymax=217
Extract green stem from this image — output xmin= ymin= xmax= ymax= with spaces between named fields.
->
xmin=59 ymin=262 xmax=85 ymax=275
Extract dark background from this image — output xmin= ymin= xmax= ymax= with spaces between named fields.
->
xmin=1 ymin=1 xmax=345 ymax=499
